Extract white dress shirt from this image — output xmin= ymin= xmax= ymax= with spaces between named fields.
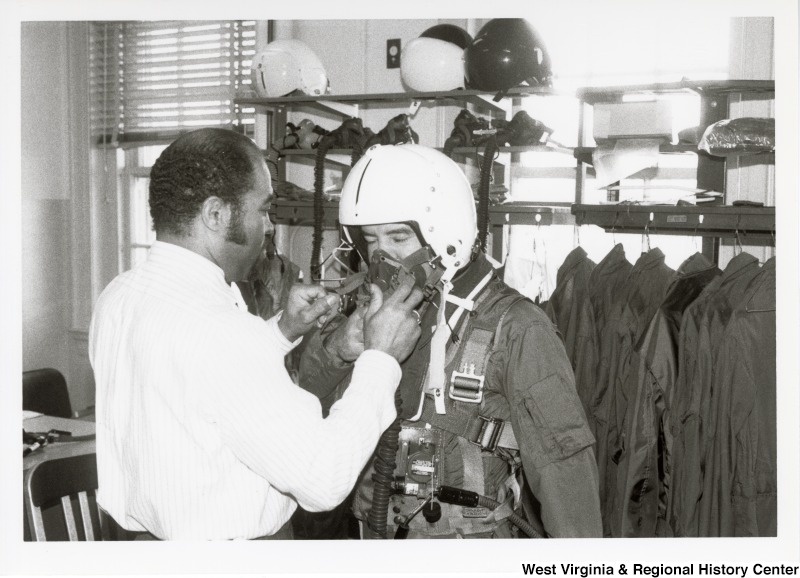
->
xmin=89 ymin=241 xmax=400 ymax=540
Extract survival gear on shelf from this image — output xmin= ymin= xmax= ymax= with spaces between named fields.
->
xmin=443 ymin=109 xmax=554 ymax=157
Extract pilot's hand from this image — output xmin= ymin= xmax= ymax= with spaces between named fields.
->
xmin=363 ymin=277 xmax=424 ymax=363
xmin=325 ymin=302 xmax=368 ymax=363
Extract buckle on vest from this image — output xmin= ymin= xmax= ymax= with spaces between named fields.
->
xmin=449 ymin=363 xmax=484 ymax=404
xmin=471 ymin=416 xmax=505 ymax=452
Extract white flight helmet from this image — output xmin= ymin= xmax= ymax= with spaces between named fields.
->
xmin=339 ymin=144 xmax=477 ymax=275
xmin=250 ymin=39 xmax=329 ymax=97
xmin=400 ymin=37 xmax=466 ymax=92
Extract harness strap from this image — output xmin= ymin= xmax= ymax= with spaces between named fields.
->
xmin=449 ymin=327 xmax=492 ymax=403
xmin=409 ymin=272 xmax=496 ymax=421
xmin=419 ymin=294 xmax=527 ymax=452
xmin=457 ymin=437 xmax=485 ymax=495
xmin=420 ymin=402 xmax=519 ymax=451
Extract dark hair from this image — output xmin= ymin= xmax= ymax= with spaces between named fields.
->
xmin=149 ymin=128 xmax=261 ymax=236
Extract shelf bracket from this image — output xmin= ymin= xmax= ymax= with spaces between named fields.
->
xmin=454 ymin=94 xmax=511 ymax=116
xmin=325 ymin=153 xmax=352 ymax=167
xmin=307 ymin=100 xmax=359 ymax=119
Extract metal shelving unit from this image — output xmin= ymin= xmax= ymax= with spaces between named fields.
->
xmin=571 ymin=204 xmax=775 ymax=237
xmin=241 ymin=79 xmax=776 ymax=265
xmin=572 ymin=79 xmax=775 ymax=262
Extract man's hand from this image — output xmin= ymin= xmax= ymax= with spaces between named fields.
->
xmin=324 ymin=303 xmax=368 ymax=363
xmin=363 ymin=277 xmax=424 ymax=363
xmin=278 ymin=284 xmax=340 ymax=342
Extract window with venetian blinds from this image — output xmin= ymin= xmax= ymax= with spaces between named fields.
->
xmin=90 ymin=20 xmax=257 ymax=145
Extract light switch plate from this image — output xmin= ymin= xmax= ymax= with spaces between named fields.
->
xmin=386 ymin=39 xmax=401 ymax=69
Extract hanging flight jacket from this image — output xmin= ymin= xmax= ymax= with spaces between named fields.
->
xmin=543 ymin=246 xmax=596 ymax=368
xmin=597 ymin=248 xmax=674 ymax=536
xmin=668 ymin=252 xmax=762 ymax=536
xmin=701 ymin=257 xmax=775 ymax=537
xmin=613 ymin=253 xmax=720 ymax=537
xmin=572 ymin=244 xmax=633 ymax=436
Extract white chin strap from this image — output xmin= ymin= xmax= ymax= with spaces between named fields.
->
xmin=421 ymin=266 xmax=495 ymax=416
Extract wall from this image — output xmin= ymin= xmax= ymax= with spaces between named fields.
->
xmin=719 ymin=17 xmax=775 ymax=268
xmin=21 ymin=22 xmax=96 ymax=413
xmin=20 ymin=23 xmax=72 ymax=389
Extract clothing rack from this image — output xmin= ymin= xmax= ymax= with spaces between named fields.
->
xmin=572 ymin=203 xmax=774 ymax=239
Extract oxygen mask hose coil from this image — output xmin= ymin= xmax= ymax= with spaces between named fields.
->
xmin=366 ymin=387 xmax=403 ymax=539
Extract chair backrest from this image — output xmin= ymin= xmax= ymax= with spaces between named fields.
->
xmin=23 ymin=368 xmax=72 ymax=418
xmin=24 ymin=453 xmax=102 ymax=541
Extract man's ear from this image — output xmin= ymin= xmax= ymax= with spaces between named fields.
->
xmin=199 ymin=196 xmax=231 ymax=233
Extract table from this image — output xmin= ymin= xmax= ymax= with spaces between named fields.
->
xmin=23 ymin=415 xmax=96 ymax=472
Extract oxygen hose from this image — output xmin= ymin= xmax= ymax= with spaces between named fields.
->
xmin=351 ymin=143 xmax=364 ymax=166
xmin=476 ymin=135 xmax=497 ymax=252
xmin=366 ymin=386 xmax=403 ymax=538
xmin=265 ymin=144 xmax=282 ymax=191
xmin=477 ymin=494 xmax=541 ymax=539
xmin=311 ymin=137 xmax=332 ymax=281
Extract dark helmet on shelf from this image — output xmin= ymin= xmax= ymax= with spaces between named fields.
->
xmin=419 ymin=23 xmax=473 ymax=50
xmin=464 ymin=19 xmax=553 ymax=91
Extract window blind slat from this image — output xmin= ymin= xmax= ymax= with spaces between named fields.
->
xmin=90 ymin=20 xmax=256 ymax=143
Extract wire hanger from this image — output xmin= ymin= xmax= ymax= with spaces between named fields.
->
xmin=611 ymin=211 xmax=619 ymax=245
xmin=693 ymin=214 xmax=704 ymax=253
xmin=733 ymin=215 xmax=743 ymax=256
xmin=641 ymin=212 xmax=653 ymax=254
xmin=532 ymin=213 xmax=542 ymax=254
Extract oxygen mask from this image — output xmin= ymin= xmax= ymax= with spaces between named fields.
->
xmin=324 ymin=245 xmax=445 ymax=316
xmin=368 ymin=247 xmax=445 ymax=303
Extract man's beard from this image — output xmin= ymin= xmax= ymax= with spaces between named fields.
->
xmin=225 ymin=202 xmax=247 ymax=246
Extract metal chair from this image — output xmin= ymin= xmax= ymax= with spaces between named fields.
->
xmin=24 ymin=453 xmax=102 ymax=541
xmin=23 ymin=368 xmax=72 ymax=418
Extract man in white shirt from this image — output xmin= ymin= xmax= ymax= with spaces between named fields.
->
xmin=89 ymin=128 xmax=423 ymax=540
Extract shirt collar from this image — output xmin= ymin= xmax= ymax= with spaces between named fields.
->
xmin=149 ymin=240 xmax=227 ymax=281
xmin=147 ymin=241 xmax=244 ymax=310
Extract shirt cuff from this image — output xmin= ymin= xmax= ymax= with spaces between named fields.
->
xmin=353 ymin=349 xmax=402 ymax=386
xmin=267 ymin=312 xmax=302 ymax=353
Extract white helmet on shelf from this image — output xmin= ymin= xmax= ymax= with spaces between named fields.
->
xmin=400 ymin=37 xmax=465 ymax=92
xmin=250 ymin=39 xmax=330 ymax=97
xmin=339 ymin=144 xmax=477 ymax=274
